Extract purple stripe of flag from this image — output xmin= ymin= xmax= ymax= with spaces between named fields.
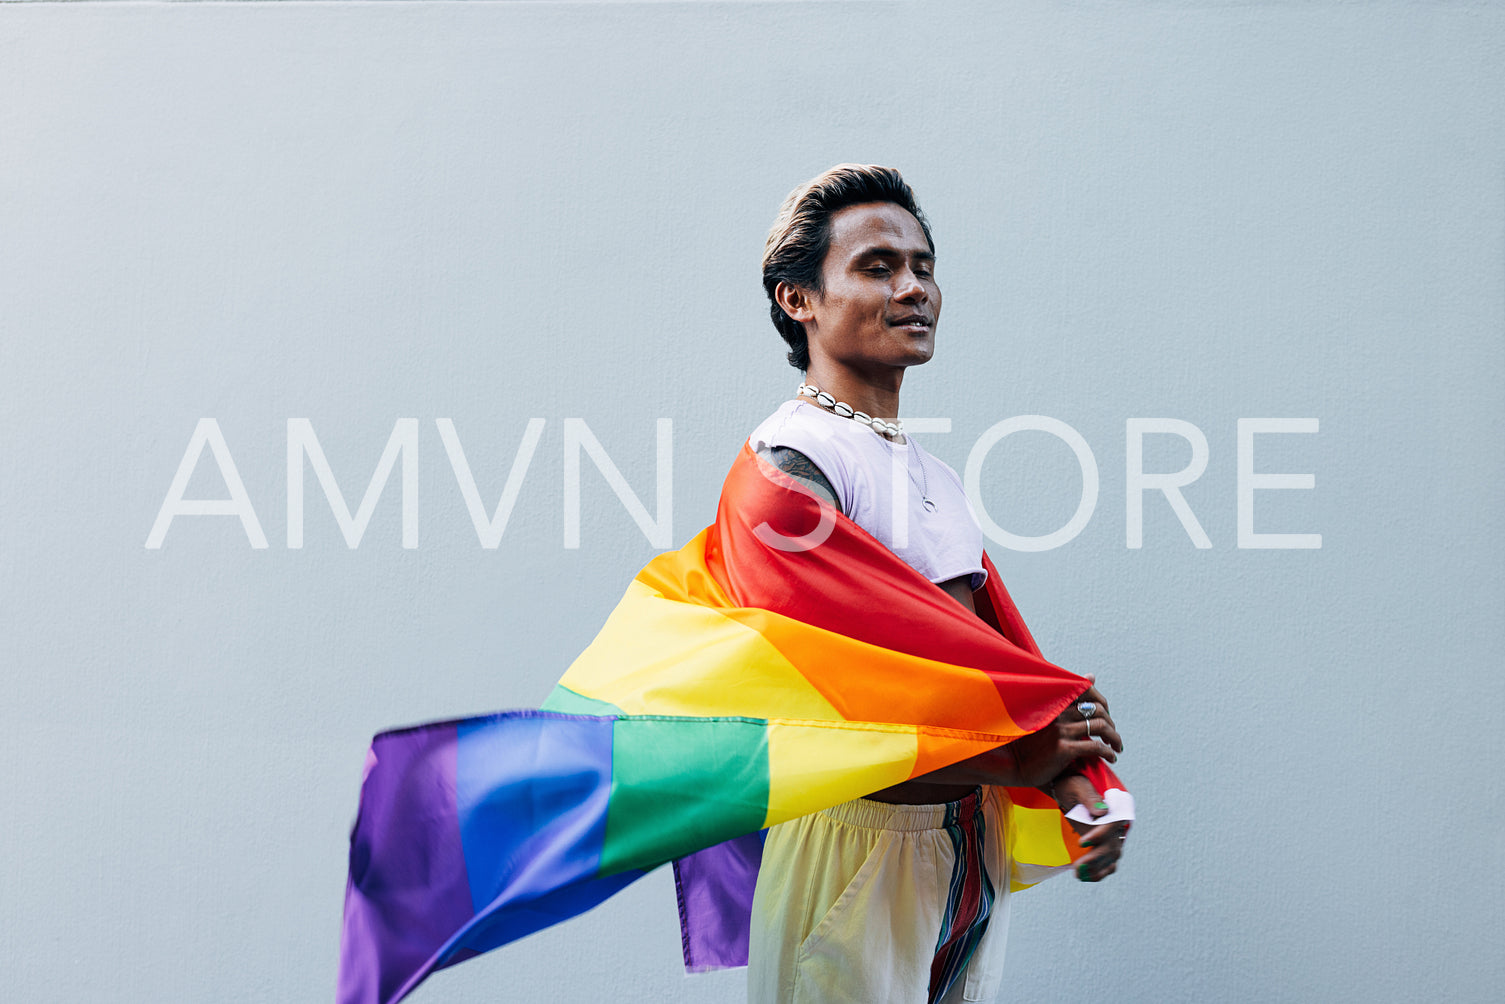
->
xmin=339 ymin=723 xmax=473 ymax=1004
xmin=672 ymin=830 xmax=765 ymax=971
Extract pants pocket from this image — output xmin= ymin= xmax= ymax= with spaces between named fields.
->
xmin=794 ymin=836 xmax=886 ymax=960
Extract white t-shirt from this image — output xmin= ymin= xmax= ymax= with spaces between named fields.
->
xmin=748 ymin=399 xmax=988 ymax=589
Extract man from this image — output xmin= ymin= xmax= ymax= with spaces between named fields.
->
xmin=745 ymin=164 xmax=1129 ymax=1003
xmin=335 ymin=163 xmax=1130 ymax=1004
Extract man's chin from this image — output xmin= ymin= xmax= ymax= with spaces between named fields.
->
xmin=902 ymin=342 xmax=936 ymax=366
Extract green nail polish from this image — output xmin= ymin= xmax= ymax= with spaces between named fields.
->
xmin=1077 ymin=864 xmax=1089 ymax=880
xmin=1094 ymin=801 xmax=1108 ymax=810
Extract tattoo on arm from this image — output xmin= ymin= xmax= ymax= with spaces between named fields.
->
xmin=756 ymin=445 xmax=843 ymax=514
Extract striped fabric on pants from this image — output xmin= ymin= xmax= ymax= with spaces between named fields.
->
xmin=928 ymin=791 xmax=996 ymax=1001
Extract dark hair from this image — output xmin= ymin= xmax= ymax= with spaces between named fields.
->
xmin=761 ymin=164 xmax=934 ymax=371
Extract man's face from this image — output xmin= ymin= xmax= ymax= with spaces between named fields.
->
xmin=804 ymin=201 xmax=940 ymax=374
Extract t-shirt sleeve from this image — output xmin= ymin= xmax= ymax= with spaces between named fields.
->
xmin=747 ymin=410 xmax=857 ymax=516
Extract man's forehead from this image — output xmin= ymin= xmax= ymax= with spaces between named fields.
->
xmin=828 ymin=203 xmax=931 ymax=255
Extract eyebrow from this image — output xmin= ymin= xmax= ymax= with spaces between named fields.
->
xmin=852 ymin=245 xmax=936 ymax=263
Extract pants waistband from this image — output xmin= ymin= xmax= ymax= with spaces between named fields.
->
xmin=820 ymin=788 xmax=984 ymax=832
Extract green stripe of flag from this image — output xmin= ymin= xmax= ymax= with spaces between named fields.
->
xmin=599 ymin=716 xmax=771 ymax=875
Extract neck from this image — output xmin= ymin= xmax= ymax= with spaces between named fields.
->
xmin=801 ymin=364 xmax=902 ymax=420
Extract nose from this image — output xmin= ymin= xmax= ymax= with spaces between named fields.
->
xmin=894 ymin=269 xmax=927 ymax=302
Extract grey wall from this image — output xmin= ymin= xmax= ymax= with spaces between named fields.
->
xmin=2 ymin=1 xmax=1501 ymax=1001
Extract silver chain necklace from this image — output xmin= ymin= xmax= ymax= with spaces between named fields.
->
xmin=908 ymin=445 xmax=935 ymax=513
xmin=796 ymin=382 xmax=935 ymax=512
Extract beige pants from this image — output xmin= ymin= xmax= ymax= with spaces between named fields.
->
xmin=746 ymin=792 xmax=1013 ymax=1004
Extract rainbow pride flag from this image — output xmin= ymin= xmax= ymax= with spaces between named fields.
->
xmin=339 ymin=444 xmax=1127 ymax=1004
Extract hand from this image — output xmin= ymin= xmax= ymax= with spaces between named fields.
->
xmin=925 ymin=676 xmax=1123 ymax=789
xmin=1051 ymin=772 xmax=1129 ymax=882
xmin=1002 ymin=678 xmax=1122 ymax=788
xmin=1056 ymin=675 xmax=1119 ymax=748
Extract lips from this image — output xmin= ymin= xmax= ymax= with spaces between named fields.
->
xmin=890 ymin=314 xmax=933 ymax=329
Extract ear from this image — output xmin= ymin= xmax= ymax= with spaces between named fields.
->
xmin=774 ymin=280 xmax=816 ymax=324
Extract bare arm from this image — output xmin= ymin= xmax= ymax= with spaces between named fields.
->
xmin=755 ymin=444 xmax=842 ymax=512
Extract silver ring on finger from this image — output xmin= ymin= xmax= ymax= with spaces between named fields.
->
xmin=1077 ymin=700 xmax=1096 ymax=720
xmin=1085 ymin=717 xmax=1093 ymax=740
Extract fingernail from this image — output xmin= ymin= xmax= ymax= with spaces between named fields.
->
xmin=1080 ymin=840 xmax=1096 ymax=848
xmin=1094 ymin=801 xmax=1108 ymax=810
xmin=1077 ymin=864 xmax=1089 ymax=880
